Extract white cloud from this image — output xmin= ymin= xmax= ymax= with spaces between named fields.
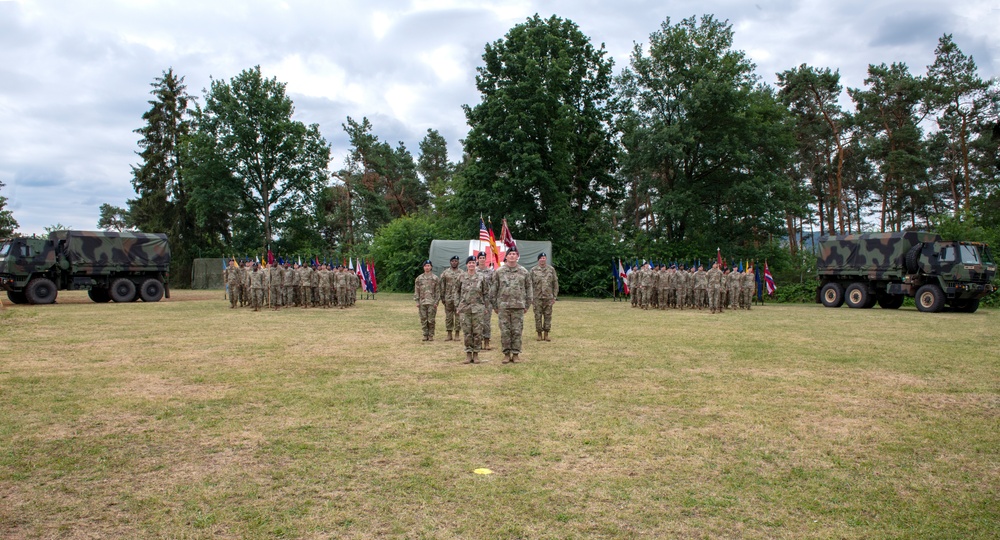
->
xmin=0 ymin=0 xmax=996 ymax=235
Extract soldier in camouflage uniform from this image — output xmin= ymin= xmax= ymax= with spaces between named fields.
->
xmin=225 ymin=260 xmax=241 ymax=309
xmin=317 ymin=264 xmax=331 ymax=308
xmin=530 ymin=253 xmax=558 ymax=341
xmin=335 ymin=266 xmax=350 ymax=309
xmin=457 ymin=256 xmax=489 ymax=363
xmin=240 ymin=261 xmax=252 ymax=307
xmin=302 ymin=264 xmax=317 ymax=308
xmin=639 ymin=263 xmax=654 ymax=309
xmin=268 ymin=262 xmax=283 ymax=310
xmin=349 ymin=267 xmax=359 ymax=306
xmin=671 ymin=266 xmax=684 ymax=309
xmin=742 ymin=267 xmax=755 ymax=310
xmin=693 ymin=265 xmax=708 ymax=310
xmin=310 ymin=263 xmax=320 ymax=307
xmin=414 ymin=260 xmax=440 ymax=341
xmin=490 ymin=248 xmax=533 ymax=363
xmin=439 ymin=256 xmax=463 ymax=341
xmin=707 ymin=262 xmax=723 ymax=314
xmin=476 ymin=251 xmax=494 ymax=350
xmin=628 ymin=267 xmax=638 ymax=307
xmin=283 ymin=262 xmax=296 ymax=307
xmin=249 ymin=264 xmax=265 ymax=311
xmin=658 ymin=264 xmax=671 ymax=310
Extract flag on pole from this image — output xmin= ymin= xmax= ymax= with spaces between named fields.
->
xmin=267 ymin=249 xmax=275 ymax=267
xmin=355 ymin=257 xmax=366 ymax=291
xmin=618 ymin=258 xmax=630 ymax=295
xmin=500 ymin=218 xmax=516 ymax=250
xmin=716 ymin=248 xmax=723 ymax=269
xmin=764 ymin=260 xmax=777 ymax=296
xmin=368 ymin=260 xmax=378 ymax=293
xmin=360 ymin=259 xmax=372 ymax=293
xmin=487 ymin=217 xmax=500 ymax=266
xmin=479 ymin=217 xmax=495 ymax=267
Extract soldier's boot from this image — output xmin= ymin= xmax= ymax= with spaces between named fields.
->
xmin=483 ymin=338 xmax=491 ymax=350
xmin=447 ymin=331 xmax=453 ymax=341
xmin=503 ymin=353 xmax=512 ymax=364
xmin=537 ymin=331 xmax=543 ymax=341
xmin=511 ymin=354 xmax=520 ymax=363
xmin=422 ymin=334 xmax=429 ymax=342
xmin=472 ymin=352 xmax=479 ymax=363
xmin=543 ymin=331 xmax=550 ymax=341
xmin=465 ymin=352 xmax=473 ymax=364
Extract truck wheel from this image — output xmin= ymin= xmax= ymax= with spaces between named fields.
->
xmin=877 ymin=294 xmax=904 ymax=309
xmin=951 ymin=298 xmax=980 ymax=313
xmin=904 ymin=244 xmax=921 ymax=274
xmin=109 ymin=278 xmax=137 ymax=303
xmin=139 ymin=279 xmax=164 ymax=302
xmin=845 ymin=283 xmax=870 ymax=309
xmin=915 ymin=284 xmax=945 ymax=313
xmin=820 ymin=283 xmax=844 ymax=308
xmin=26 ymin=278 xmax=58 ymax=304
xmin=7 ymin=290 xmax=29 ymax=304
xmin=88 ymin=288 xmax=112 ymax=303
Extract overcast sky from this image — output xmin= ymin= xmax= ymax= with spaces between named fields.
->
xmin=1 ymin=0 xmax=996 ymax=235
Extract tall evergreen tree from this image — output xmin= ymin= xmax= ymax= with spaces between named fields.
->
xmin=127 ymin=68 xmax=198 ymax=284
xmin=849 ymin=62 xmax=930 ymax=231
xmin=417 ymin=129 xmax=454 ymax=208
xmin=925 ymin=34 xmax=1000 ymax=214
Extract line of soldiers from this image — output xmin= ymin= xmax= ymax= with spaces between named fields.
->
xmin=223 ymin=260 xmax=361 ymax=312
xmin=415 ymin=250 xmax=558 ymax=364
xmin=628 ymin=262 xmax=755 ymax=314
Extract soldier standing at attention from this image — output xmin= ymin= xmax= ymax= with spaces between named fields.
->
xmin=249 ymin=264 xmax=265 ymax=311
xmin=414 ymin=260 xmax=441 ymax=341
xmin=283 ymin=262 xmax=296 ymax=307
xmin=226 ymin=260 xmax=241 ymax=309
xmin=457 ymin=256 xmax=489 ymax=363
xmin=530 ymin=252 xmax=558 ymax=341
xmin=694 ymin=265 xmax=708 ymax=310
xmin=440 ymin=255 xmax=463 ymax=341
xmin=268 ymin=261 xmax=283 ymax=310
xmin=476 ymin=251 xmax=495 ymax=350
xmin=707 ymin=262 xmax=723 ymax=314
xmin=628 ymin=266 xmax=638 ymax=308
xmin=490 ymin=248 xmax=533 ymax=363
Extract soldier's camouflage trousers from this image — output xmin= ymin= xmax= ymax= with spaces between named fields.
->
xmin=337 ymin=287 xmax=348 ymax=308
xmin=419 ymin=304 xmax=438 ymax=338
xmin=708 ymin=286 xmax=721 ymax=312
xmin=443 ymin=300 xmax=458 ymax=333
xmin=533 ymin=299 xmax=553 ymax=332
xmin=497 ymin=308 xmax=525 ymax=355
xmin=252 ymin=288 xmax=265 ymax=310
xmin=228 ymin=285 xmax=239 ymax=308
xmin=461 ymin=308 xmax=484 ymax=352
xmin=482 ymin=306 xmax=492 ymax=339
xmin=299 ymin=286 xmax=311 ymax=307
xmin=270 ymin=286 xmax=282 ymax=308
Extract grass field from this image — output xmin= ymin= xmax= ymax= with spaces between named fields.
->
xmin=1 ymin=290 xmax=997 ymax=539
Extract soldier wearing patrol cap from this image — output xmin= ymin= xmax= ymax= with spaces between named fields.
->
xmin=530 ymin=252 xmax=558 ymax=341
xmin=457 ymin=255 xmax=489 ymax=363
xmin=440 ymin=255 xmax=463 ymax=341
xmin=476 ymin=251 xmax=494 ymax=350
xmin=414 ymin=260 xmax=441 ymax=341
xmin=490 ymin=247 xmax=533 ymax=363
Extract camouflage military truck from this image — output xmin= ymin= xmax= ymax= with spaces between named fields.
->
xmin=0 ymin=230 xmax=170 ymax=305
xmin=816 ymin=231 xmax=995 ymax=313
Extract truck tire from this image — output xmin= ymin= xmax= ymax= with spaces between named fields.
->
xmin=845 ymin=283 xmax=870 ymax=309
xmin=26 ymin=278 xmax=58 ymax=304
xmin=877 ymin=294 xmax=904 ymax=309
xmin=951 ymin=298 xmax=980 ymax=313
xmin=904 ymin=244 xmax=921 ymax=274
xmin=820 ymin=283 xmax=844 ymax=308
xmin=915 ymin=284 xmax=945 ymax=313
xmin=88 ymin=288 xmax=112 ymax=303
xmin=110 ymin=278 xmax=137 ymax=303
xmin=139 ymin=278 xmax=164 ymax=302
xmin=7 ymin=290 xmax=28 ymax=304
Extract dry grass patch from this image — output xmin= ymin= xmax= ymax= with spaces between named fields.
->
xmin=1 ymin=290 xmax=997 ymax=538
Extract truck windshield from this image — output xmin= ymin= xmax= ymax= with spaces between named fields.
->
xmin=0 ymin=242 xmax=9 ymax=256
xmin=959 ymin=244 xmax=982 ymax=265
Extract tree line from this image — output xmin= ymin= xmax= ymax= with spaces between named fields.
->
xmin=75 ymin=14 xmax=997 ymax=294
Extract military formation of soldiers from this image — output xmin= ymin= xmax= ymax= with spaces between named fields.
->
xmin=224 ymin=260 xmax=361 ymax=312
xmin=627 ymin=262 xmax=756 ymax=314
xmin=415 ymin=249 xmax=559 ymax=365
